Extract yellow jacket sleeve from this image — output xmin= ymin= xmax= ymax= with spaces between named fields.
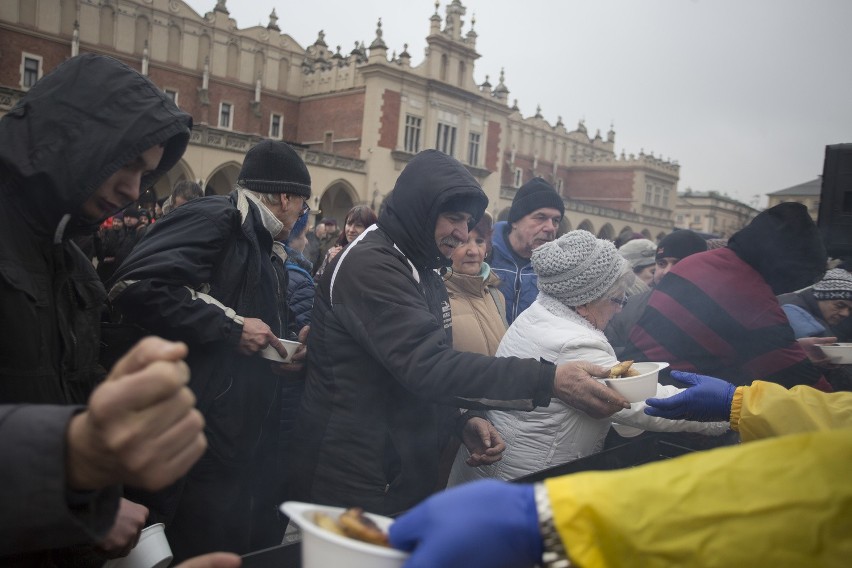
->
xmin=730 ymin=380 xmax=852 ymax=441
xmin=546 ymin=429 xmax=852 ymax=567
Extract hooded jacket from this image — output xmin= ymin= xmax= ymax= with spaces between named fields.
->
xmin=0 ymin=53 xmax=190 ymax=405
xmin=0 ymin=54 xmax=190 ymax=565
xmin=288 ymin=150 xmax=556 ymax=515
xmin=490 ymin=221 xmax=538 ymax=324
xmin=624 ymin=203 xmax=827 ymax=388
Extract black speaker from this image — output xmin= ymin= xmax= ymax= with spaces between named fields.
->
xmin=817 ymin=144 xmax=852 ymax=258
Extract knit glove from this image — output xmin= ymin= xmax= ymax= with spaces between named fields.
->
xmin=644 ymin=371 xmax=735 ymax=422
xmin=389 ymin=480 xmax=542 ymax=568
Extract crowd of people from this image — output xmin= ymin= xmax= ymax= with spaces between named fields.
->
xmin=2 ymin=53 xmax=850 ymax=568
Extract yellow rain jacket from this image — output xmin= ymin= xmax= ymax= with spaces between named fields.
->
xmin=546 ymin=381 xmax=852 ymax=567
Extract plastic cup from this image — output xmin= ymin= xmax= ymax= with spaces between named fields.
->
xmin=259 ymin=338 xmax=301 ymax=363
xmin=103 ymin=523 xmax=172 ymax=568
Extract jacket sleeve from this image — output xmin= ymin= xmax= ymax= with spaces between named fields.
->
xmin=545 ymin=429 xmax=852 ymax=568
xmin=287 ymin=267 xmax=315 ymax=329
xmin=332 ymin=249 xmax=554 ymax=410
xmin=611 ymin=383 xmax=730 ymax=435
xmin=544 ymin=382 xmax=852 ymax=567
xmin=731 ymin=380 xmax=852 ymax=441
xmin=0 ymin=405 xmax=120 ymax=555
xmin=109 ymin=204 xmax=244 ymax=349
xmin=780 ymin=304 xmax=826 ymax=338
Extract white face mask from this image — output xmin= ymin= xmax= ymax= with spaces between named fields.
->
xmin=239 ymin=189 xmax=284 ymax=238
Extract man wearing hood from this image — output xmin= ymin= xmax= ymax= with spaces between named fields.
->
xmin=0 ymin=54 xmax=192 ymax=565
xmin=109 ymin=140 xmax=311 ymax=559
xmin=623 ymin=202 xmax=831 ymax=390
xmin=288 ymin=150 xmax=630 ymax=515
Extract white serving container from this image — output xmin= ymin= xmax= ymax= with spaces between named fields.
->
xmin=103 ymin=523 xmax=172 ymax=568
xmin=604 ymin=362 xmax=669 ymax=403
xmin=280 ymin=502 xmax=408 ymax=568
xmin=259 ymin=338 xmax=301 ymax=363
xmin=819 ymin=343 xmax=852 ymax=365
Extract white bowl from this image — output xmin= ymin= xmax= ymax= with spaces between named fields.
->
xmin=259 ymin=339 xmax=301 ymax=363
xmin=604 ymin=362 xmax=669 ymax=403
xmin=280 ymin=502 xmax=408 ymax=568
xmin=104 ymin=523 xmax=172 ymax=568
xmin=819 ymin=343 xmax=852 ymax=365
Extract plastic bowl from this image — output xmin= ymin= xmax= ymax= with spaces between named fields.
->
xmin=280 ymin=502 xmax=408 ymax=568
xmin=819 ymin=343 xmax=852 ymax=365
xmin=259 ymin=339 xmax=301 ymax=363
xmin=103 ymin=523 xmax=172 ymax=568
xmin=604 ymin=362 xmax=669 ymax=403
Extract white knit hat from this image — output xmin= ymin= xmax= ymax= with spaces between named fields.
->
xmin=532 ymin=230 xmax=629 ymax=307
xmin=813 ymin=268 xmax=852 ymax=301
xmin=618 ymin=238 xmax=657 ymax=270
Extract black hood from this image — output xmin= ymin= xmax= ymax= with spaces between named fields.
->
xmin=728 ymin=202 xmax=827 ymax=294
xmin=378 ymin=150 xmax=488 ymax=270
xmin=0 ymin=53 xmax=192 ymax=237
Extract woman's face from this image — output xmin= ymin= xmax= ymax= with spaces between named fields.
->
xmin=345 ymin=218 xmax=367 ymax=243
xmin=451 ymin=229 xmax=488 ymax=276
xmin=635 ymin=264 xmax=655 ymax=286
xmin=577 ymin=288 xmax=626 ymax=330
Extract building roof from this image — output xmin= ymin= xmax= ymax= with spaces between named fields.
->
xmin=768 ymin=177 xmax=821 ymax=196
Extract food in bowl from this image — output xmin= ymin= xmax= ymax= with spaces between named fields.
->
xmin=315 ymin=507 xmax=390 ymax=547
xmin=609 ymin=360 xmax=640 ymax=378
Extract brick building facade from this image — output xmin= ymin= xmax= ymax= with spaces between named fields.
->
xmin=0 ymin=0 xmax=678 ymax=236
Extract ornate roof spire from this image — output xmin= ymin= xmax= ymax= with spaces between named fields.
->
xmin=267 ymin=8 xmax=280 ymax=31
xmin=369 ymin=17 xmax=387 ymax=50
xmin=314 ymin=30 xmax=327 ymax=48
xmin=214 ymin=0 xmax=228 ymax=14
xmin=535 ymin=105 xmax=543 ymax=119
xmin=493 ymin=67 xmax=509 ymax=96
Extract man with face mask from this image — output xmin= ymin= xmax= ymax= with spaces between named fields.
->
xmin=288 ymin=150 xmax=630 ymax=516
xmin=0 ymin=53 xmax=192 ymax=566
xmin=109 ymin=140 xmax=312 ymax=559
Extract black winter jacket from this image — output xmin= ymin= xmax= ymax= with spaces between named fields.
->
xmin=110 ymin=191 xmax=293 ymax=466
xmin=288 ymin=150 xmax=555 ymax=515
xmin=0 ymin=53 xmax=190 ymax=406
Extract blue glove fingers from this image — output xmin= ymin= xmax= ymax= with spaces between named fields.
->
xmin=389 ymin=503 xmax=428 ymax=552
xmin=669 ymin=370 xmax=703 ymax=386
xmin=389 ymin=481 xmax=542 ymax=568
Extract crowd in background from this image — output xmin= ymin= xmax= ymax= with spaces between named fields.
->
xmin=2 ymin=54 xmax=851 ymax=568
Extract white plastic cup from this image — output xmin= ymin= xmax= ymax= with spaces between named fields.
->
xmin=259 ymin=338 xmax=301 ymax=363
xmin=103 ymin=523 xmax=173 ymax=568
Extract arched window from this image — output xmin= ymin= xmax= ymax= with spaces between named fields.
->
xmin=99 ymin=6 xmax=115 ymax=47
xmin=134 ymin=16 xmax=150 ymax=55
xmin=226 ymin=41 xmax=240 ymax=79
xmin=197 ymin=33 xmax=211 ymax=70
xmin=167 ymin=25 xmax=181 ymax=65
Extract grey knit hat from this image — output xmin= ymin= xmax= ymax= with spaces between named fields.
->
xmin=618 ymin=238 xmax=657 ymax=270
xmin=532 ymin=230 xmax=629 ymax=307
xmin=813 ymin=268 xmax=852 ymax=301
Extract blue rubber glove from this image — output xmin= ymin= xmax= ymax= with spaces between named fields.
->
xmin=389 ymin=479 xmax=543 ymax=568
xmin=644 ymin=371 xmax=735 ymax=421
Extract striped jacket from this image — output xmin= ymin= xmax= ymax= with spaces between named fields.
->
xmin=624 ymin=247 xmax=823 ymax=388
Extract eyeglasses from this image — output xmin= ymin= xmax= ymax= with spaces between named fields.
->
xmin=609 ymin=293 xmax=628 ymax=307
xmin=300 ymin=200 xmax=310 ymax=216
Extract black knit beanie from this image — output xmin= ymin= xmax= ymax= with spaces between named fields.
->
xmin=237 ymin=140 xmax=312 ymax=197
xmin=655 ymin=230 xmax=707 ymax=261
xmin=508 ymin=177 xmax=564 ymax=223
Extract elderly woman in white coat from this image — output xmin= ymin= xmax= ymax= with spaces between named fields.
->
xmin=448 ymin=230 xmax=728 ymax=484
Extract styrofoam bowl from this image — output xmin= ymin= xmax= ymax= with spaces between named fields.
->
xmin=103 ymin=523 xmax=172 ymax=568
xmin=819 ymin=343 xmax=852 ymax=365
xmin=259 ymin=339 xmax=301 ymax=363
xmin=280 ymin=502 xmax=408 ymax=568
xmin=604 ymin=362 xmax=669 ymax=403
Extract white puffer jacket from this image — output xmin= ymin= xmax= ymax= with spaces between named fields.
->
xmin=448 ymin=294 xmax=729 ymax=484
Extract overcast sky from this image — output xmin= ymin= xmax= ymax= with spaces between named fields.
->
xmin=185 ymin=0 xmax=852 ymax=208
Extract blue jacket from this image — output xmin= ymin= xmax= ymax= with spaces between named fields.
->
xmin=490 ymin=221 xmax=538 ymax=324
xmin=282 ymin=244 xmax=315 ymax=329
